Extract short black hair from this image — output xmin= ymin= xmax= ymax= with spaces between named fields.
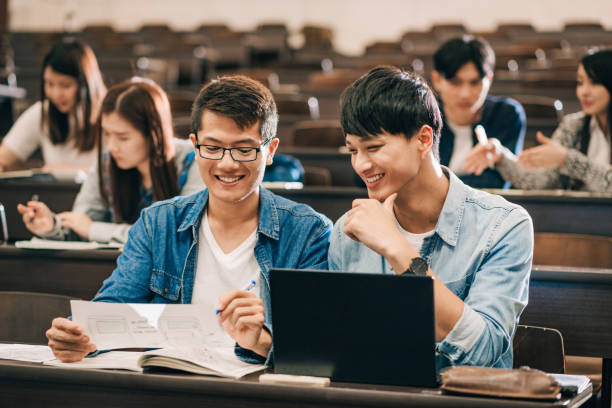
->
xmin=340 ymin=66 xmax=442 ymax=160
xmin=191 ymin=75 xmax=278 ymax=140
xmin=433 ymin=35 xmax=495 ymax=79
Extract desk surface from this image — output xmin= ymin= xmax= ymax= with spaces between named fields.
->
xmin=2 ymin=177 xmax=611 ymax=235
xmin=0 ymin=360 xmax=592 ymax=408
xmin=0 ymin=245 xmax=118 ymax=299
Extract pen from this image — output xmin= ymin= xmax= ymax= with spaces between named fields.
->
xmin=474 ymin=125 xmax=488 ymax=146
xmin=216 ymin=280 xmax=257 ymax=315
xmin=28 ymin=194 xmax=40 ymax=223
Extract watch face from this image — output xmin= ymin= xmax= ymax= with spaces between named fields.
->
xmin=410 ymin=257 xmax=428 ymax=276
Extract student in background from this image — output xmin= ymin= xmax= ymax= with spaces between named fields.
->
xmin=17 ymin=77 xmax=204 ymax=244
xmin=329 ymin=66 xmax=532 ymax=369
xmin=466 ymin=49 xmax=612 ymax=193
xmin=45 ymin=75 xmax=332 ymax=363
xmin=432 ymin=36 xmax=525 ymax=189
xmin=0 ymin=39 xmax=106 ymax=172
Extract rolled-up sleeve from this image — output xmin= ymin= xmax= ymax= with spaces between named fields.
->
xmin=437 ymin=207 xmax=533 ymax=367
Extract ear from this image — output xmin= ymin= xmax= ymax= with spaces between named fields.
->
xmin=189 ymin=133 xmax=197 ymax=148
xmin=431 ymin=70 xmax=441 ymax=91
xmin=265 ymin=137 xmax=280 ymax=165
xmin=416 ymin=125 xmax=434 ymax=158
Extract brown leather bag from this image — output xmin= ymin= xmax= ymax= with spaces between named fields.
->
xmin=440 ymin=366 xmax=561 ymax=400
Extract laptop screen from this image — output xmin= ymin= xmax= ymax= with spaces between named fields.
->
xmin=270 ymin=268 xmax=438 ymax=387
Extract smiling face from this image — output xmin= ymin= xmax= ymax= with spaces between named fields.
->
xmin=190 ymin=110 xmax=278 ymax=207
xmin=346 ymin=131 xmax=426 ymax=201
xmin=43 ymin=66 xmax=79 ymax=114
xmin=102 ymin=112 xmax=149 ymax=171
xmin=576 ymin=63 xmax=611 ymax=119
xmin=432 ymin=62 xmax=491 ymax=126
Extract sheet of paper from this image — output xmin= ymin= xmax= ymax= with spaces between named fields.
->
xmin=0 ymin=343 xmax=55 ymax=363
xmin=44 ymin=351 xmax=143 ymax=372
xmin=15 ymin=237 xmax=123 ymax=251
xmin=71 ymin=301 xmax=231 ymax=350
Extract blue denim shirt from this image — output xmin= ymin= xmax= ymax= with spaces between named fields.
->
xmin=94 ymin=186 xmax=332 ymax=364
xmin=328 ymin=170 xmax=533 ymax=369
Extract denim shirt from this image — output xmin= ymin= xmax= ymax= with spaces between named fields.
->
xmin=328 ymin=170 xmax=533 ymax=369
xmin=94 ymin=186 xmax=332 ymax=364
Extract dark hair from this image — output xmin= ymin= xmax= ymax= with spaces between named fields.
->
xmin=433 ymin=35 xmax=495 ymax=79
xmin=577 ymin=49 xmax=612 ymax=157
xmin=191 ymin=75 xmax=278 ymax=141
xmin=97 ymin=78 xmax=178 ymax=223
xmin=340 ymin=66 xmax=442 ymax=160
xmin=40 ymin=38 xmax=106 ymax=151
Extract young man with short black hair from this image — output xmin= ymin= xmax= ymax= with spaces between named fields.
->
xmin=46 ymin=75 xmax=332 ymax=364
xmin=329 ymin=66 xmax=532 ymax=369
xmin=432 ymin=36 xmax=526 ymax=188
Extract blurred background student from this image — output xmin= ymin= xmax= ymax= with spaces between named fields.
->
xmin=466 ymin=48 xmax=612 ymax=193
xmin=432 ymin=36 xmax=526 ymax=189
xmin=0 ymin=39 xmax=106 ymax=173
xmin=17 ymin=77 xmax=204 ymax=243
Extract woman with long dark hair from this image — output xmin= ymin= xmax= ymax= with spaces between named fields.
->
xmin=0 ymin=38 xmax=106 ymax=171
xmin=465 ymin=48 xmax=612 ymax=192
xmin=17 ymin=77 xmax=205 ymax=243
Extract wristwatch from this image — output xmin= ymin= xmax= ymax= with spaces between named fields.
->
xmin=402 ymin=257 xmax=428 ymax=276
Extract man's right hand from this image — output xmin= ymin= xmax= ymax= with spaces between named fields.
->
xmin=462 ymin=138 xmax=503 ymax=176
xmin=46 ymin=317 xmax=97 ymax=362
xmin=17 ymin=201 xmax=55 ymax=235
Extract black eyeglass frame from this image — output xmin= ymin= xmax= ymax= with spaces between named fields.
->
xmin=194 ymin=136 xmax=275 ymax=162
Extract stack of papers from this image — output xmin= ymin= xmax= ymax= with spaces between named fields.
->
xmin=15 ymin=238 xmax=123 ymax=251
xmin=0 ymin=344 xmax=55 ymax=363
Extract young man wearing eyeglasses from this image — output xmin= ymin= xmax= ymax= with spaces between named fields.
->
xmin=46 ymin=76 xmax=332 ymax=364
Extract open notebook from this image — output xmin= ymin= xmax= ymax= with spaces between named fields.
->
xmin=44 ymin=346 xmax=265 ymax=379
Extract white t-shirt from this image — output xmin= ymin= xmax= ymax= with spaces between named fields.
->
xmin=396 ymin=219 xmax=435 ymax=256
xmin=191 ymin=210 xmax=260 ymax=348
xmin=2 ymin=101 xmax=96 ymax=166
xmin=587 ymin=116 xmax=611 ymax=166
xmin=447 ymin=122 xmax=473 ymax=176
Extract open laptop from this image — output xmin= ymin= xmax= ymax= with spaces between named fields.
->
xmin=270 ymin=268 xmax=438 ymax=387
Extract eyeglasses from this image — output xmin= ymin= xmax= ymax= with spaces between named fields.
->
xmin=195 ymin=136 xmax=274 ymax=162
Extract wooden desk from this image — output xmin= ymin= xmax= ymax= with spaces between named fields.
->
xmin=0 ymin=360 xmax=592 ymax=408
xmin=271 ymin=186 xmax=612 ymax=236
xmin=2 ymin=171 xmax=610 ymax=235
xmin=272 ymin=186 xmax=367 ymax=221
xmin=487 ymin=189 xmax=612 ymax=237
xmin=0 ymin=245 xmax=117 ymax=299
xmin=521 ymin=265 xmax=612 ymax=408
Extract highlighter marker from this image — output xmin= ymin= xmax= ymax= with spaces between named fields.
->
xmin=474 ymin=125 xmax=488 ymax=146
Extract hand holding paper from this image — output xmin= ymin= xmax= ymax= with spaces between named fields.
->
xmin=46 ymin=317 xmax=97 ymax=362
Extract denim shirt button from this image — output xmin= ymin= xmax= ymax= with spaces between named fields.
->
xmin=164 ymin=287 xmax=168 ymax=294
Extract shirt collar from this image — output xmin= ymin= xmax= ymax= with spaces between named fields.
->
xmin=433 ymin=167 xmax=467 ymax=247
xmin=178 ymin=185 xmax=280 ymax=240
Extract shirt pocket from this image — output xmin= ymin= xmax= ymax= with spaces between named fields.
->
xmin=150 ymin=269 xmax=182 ymax=302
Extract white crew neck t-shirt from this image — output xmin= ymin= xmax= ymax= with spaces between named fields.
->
xmin=191 ymin=209 xmax=260 ymax=348
xmin=396 ymin=220 xmax=435 ymax=256
xmin=447 ymin=122 xmax=473 ymax=176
